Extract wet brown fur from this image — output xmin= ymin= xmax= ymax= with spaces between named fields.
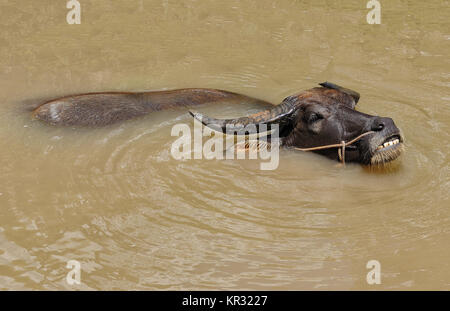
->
xmin=32 ymin=86 xmax=355 ymax=127
xmin=32 ymin=88 xmax=272 ymax=127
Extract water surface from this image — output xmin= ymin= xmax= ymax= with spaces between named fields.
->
xmin=0 ymin=0 xmax=449 ymax=290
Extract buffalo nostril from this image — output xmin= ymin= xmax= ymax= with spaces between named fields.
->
xmin=371 ymin=119 xmax=385 ymax=131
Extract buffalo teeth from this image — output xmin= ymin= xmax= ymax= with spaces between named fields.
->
xmin=377 ymin=138 xmax=400 ymax=150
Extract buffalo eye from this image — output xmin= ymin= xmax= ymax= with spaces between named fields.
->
xmin=307 ymin=113 xmax=323 ymax=123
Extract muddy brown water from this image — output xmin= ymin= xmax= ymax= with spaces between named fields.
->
xmin=0 ymin=0 xmax=449 ymax=290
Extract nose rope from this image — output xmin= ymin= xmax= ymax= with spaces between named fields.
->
xmin=294 ymin=131 xmax=375 ymax=166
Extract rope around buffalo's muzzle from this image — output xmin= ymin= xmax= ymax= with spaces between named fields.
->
xmin=294 ymin=131 xmax=375 ymax=166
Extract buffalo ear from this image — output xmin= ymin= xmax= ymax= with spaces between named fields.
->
xmin=319 ymin=82 xmax=360 ymax=109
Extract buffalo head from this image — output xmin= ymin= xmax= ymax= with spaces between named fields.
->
xmin=191 ymin=82 xmax=404 ymax=165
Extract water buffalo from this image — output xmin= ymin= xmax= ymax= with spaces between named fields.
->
xmin=32 ymin=82 xmax=404 ymax=165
